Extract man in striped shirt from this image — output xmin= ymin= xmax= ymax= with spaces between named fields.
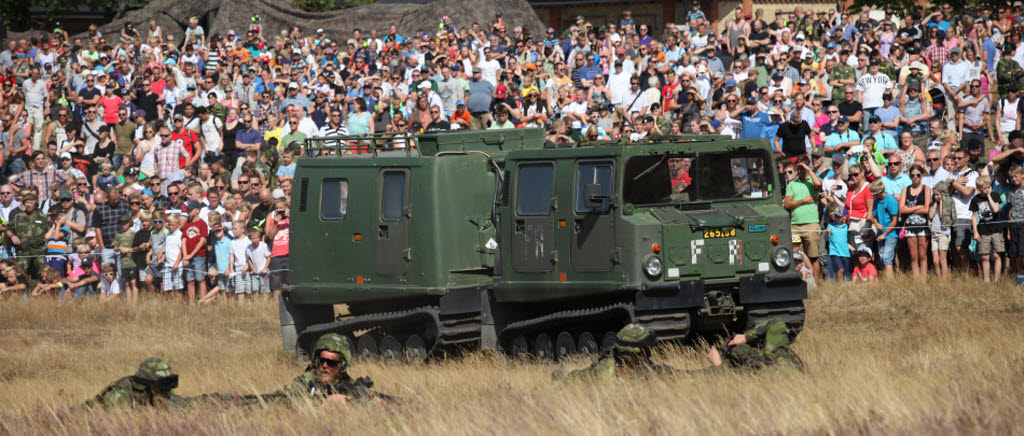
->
xmin=316 ymin=108 xmax=348 ymax=150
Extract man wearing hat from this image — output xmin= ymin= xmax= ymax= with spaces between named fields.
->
xmin=823 ymin=115 xmax=861 ymax=156
xmin=739 ymin=96 xmax=771 ymax=140
xmin=466 ymin=67 xmax=494 ymax=130
xmin=6 ymin=191 xmax=47 ymax=277
xmin=941 ymin=47 xmax=970 ymax=127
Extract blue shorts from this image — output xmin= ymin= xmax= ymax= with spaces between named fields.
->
xmin=44 ymin=258 xmax=67 ymax=278
xmin=878 ymin=238 xmax=898 ymax=266
xmin=232 ymin=272 xmax=251 ymax=294
xmin=827 ymin=255 xmax=850 ymax=279
xmin=250 ymin=272 xmax=270 ymax=294
xmin=215 ymin=273 xmax=229 ymax=290
xmin=185 ymin=256 xmax=207 ymax=282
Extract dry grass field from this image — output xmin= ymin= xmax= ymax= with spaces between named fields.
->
xmin=2 ymin=275 xmax=1024 ymax=435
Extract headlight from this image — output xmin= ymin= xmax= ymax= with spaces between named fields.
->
xmin=773 ymin=247 xmax=791 ymax=268
xmin=644 ymin=255 xmax=663 ymax=278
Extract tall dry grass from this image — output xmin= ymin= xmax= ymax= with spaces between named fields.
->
xmin=2 ymin=273 xmax=1024 ymax=434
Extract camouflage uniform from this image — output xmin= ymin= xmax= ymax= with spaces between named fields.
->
xmin=880 ymin=60 xmax=898 ymax=84
xmin=716 ymin=319 xmax=803 ymax=370
xmin=564 ymin=324 xmax=676 ymax=380
xmin=269 ymin=333 xmax=391 ymax=402
xmin=8 ymin=204 xmax=48 ymax=276
xmin=996 ymin=57 xmax=1024 ymax=99
xmin=830 ymin=63 xmax=855 ymax=103
xmin=85 ymin=358 xmax=186 ymax=409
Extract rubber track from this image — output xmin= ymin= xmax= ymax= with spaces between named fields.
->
xmin=499 ymin=303 xmax=635 ymax=340
xmin=297 ymin=306 xmax=441 ymax=354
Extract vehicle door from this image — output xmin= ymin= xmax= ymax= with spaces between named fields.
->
xmin=511 ymin=162 xmax=556 ymax=272
xmin=571 ymin=160 xmax=615 ymax=272
xmin=374 ymin=169 xmax=410 ymax=277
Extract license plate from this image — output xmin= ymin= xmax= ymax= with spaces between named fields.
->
xmin=702 ymin=228 xmax=737 ymax=239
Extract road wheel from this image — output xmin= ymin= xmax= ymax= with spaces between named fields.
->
xmin=379 ymin=335 xmax=402 ymax=360
xmin=577 ymin=332 xmax=598 ymax=355
xmin=509 ymin=335 xmax=529 ymax=359
xmin=600 ymin=331 xmax=617 ymax=351
xmin=403 ymin=334 xmax=427 ymax=362
xmin=555 ymin=331 xmax=575 ymax=361
xmin=533 ymin=333 xmax=553 ymax=361
xmin=356 ymin=335 xmax=378 ymax=360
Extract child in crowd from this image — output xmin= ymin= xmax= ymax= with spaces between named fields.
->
xmin=852 ymin=247 xmax=878 ymax=282
xmin=30 ymin=265 xmax=63 ymax=299
xmin=869 ymin=179 xmax=899 ymax=278
xmin=1005 ymin=166 xmax=1024 ymax=276
xmin=44 ymin=224 xmax=71 ymax=278
xmin=181 ymin=201 xmax=209 ymax=303
xmin=825 ymin=206 xmax=851 ymax=281
xmin=94 ymin=161 xmax=119 ymax=192
xmin=132 ymin=211 xmax=154 ymax=294
xmin=792 ymin=236 xmax=815 ymax=288
xmin=163 ymin=214 xmax=185 ymax=299
xmin=145 ymin=211 xmax=168 ymax=293
xmin=201 ymin=221 xmax=232 ymax=304
xmin=0 ymin=263 xmax=30 ymax=300
xmin=99 ymin=263 xmax=121 ymax=304
xmin=929 ymin=156 xmax=957 ymax=280
xmin=67 ymin=237 xmax=89 ymax=272
xmin=66 ymin=256 xmax=100 ymax=299
xmin=245 ymin=227 xmax=271 ymax=300
xmin=971 ymin=175 xmax=1005 ymax=282
xmin=112 ymin=214 xmax=138 ymax=304
xmin=228 ymin=220 xmax=250 ymax=301
xmin=276 ymin=149 xmax=297 ymax=183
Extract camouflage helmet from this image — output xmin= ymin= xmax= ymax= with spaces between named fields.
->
xmin=312 ymin=333 xmax=353 ymax=367
xmin=613 ymin=323 xmax=657 ymax=353
xmin=132 ymin=358 xmax=179 ymax=391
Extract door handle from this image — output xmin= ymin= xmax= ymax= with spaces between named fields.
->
xmin=514 ymin=219 xmax=525 ymax=233
xmin=378 ymin=225 xmax=389 ymax=239
xmin=574 ymin=219 xmax=584 ymax=232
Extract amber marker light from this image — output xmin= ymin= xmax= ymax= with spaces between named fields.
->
xmin=652 ymin=243 xmax=661 ymax=253
xmin=770 ymin=235 xmax=779 ymax=244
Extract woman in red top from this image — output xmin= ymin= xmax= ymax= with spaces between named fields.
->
xmin=844 ymin=163 xmax=874 ymax=249
xmin=98 ymin=84 xmax=123 ymax=126
xmin=266 ymin=196 xmax=290 ymax=301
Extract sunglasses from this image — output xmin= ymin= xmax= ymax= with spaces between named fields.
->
xmin=849 ymin=173 xmax=862 ymax=177
xmin=888 ymin=161 xmax=902 ymax=166
xmin=239 ymin=180 xmax=250 ymax=185
xmin=168 ymin=191 xmax=180 ymax=195
xmin=130 ymin=201 xmax=141 ymax=205
xmin=77 ymin=182 xmax=88 ymax=186
xmin=319 ymin=358 xmax=342 ymax=367
xmin=785 ymin=170 xmax=795 ymax=174
xmin=909 ymin=173 xmax=923 ymax=179
xmin=153 ymin=219 xmax=165 ymax=224
xmin=927 ymin=158 xmax=940 ymax=162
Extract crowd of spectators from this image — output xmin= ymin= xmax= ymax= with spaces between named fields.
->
xmin=0 ymin=3 xmax=1023 ymax=302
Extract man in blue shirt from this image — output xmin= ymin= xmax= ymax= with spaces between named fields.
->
xmin=739 ymin=97 xmax=771 ymax=139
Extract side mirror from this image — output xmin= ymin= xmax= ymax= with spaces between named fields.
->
xmin=583 ymin=183 xmax=608 ymax=209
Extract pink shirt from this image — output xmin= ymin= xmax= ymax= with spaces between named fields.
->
xmin=98 ymin=95 xmax=123 ymax=124
xmin=269 ymin=216 xmax=290 ymax=258
xmin=852 ymin=263 xmax=877 ymax=281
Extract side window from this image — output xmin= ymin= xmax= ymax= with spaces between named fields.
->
xmin=321 ymin=179 xmax=348 ymax=220
xmin=575 ymin=162 xmax=613 ymax=213
xmin=516 ymin=163 xmax=554 ymax=215
xmin=381 ymin=172 xmax=406 ymax=221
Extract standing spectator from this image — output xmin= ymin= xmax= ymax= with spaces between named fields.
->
xmin=970 ymin=175 xmax=1004 ymax=282
xmin=868 ymin=179 xmax=899 ymax=278
xmin=941 ymin=47 xmax=970 ymax=128
xmin=775 ymin=111 xmax=812 ymax=158
xmin=738 ymin=97 xmax=770 ymax=139
xmin=6 ymin=192 xmax=46 ymax=277
xmin=9 ymin=151 xmax=69 ymax=197
xmin=155 ymin=125 xmax=190 ymax=182
xmin=163 ymin=214 xmax=184 ymax=299
xmin=898 ymin=165 xmax=931 ymax=279
xmin=466 ymin=68 xmax=494 ymax=130
xmin=112 ymin=214 xmax=137 ymax=304
xmin=22 ymin=67 xmax=46 ymax=150
xmin=181 ymin=200 xmax=208 ymax=303
xmin=957 ymin=79 xmax=991 ymax=149
xmin=265 ymin=197 xmax=289 ymax=301
xmin=855 ymin=60 xmax=892 ymax=130
xmin=825 ymin=206 xmax=851 ymax=281
xmin=783 ymin=160 xmax=822 ymax=277
xmin=92 ymin=186 xmax=131 ymax=272
xmin=949 ymin=147 xmax=979 ymax=268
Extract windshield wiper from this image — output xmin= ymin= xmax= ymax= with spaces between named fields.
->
xmin=632 ymin=153 xmax=668 ymax=181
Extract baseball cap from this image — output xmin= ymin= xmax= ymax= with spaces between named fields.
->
xmin=725 ymin=78 xmax=736 ymax=87
xmin=472 ymin=67 xmax=481 ymax=74
xmin=869 ymin=115 xmax=881 ymax=123
xmin=547 ymin=27 xmax=555 ymax=34
xmin=772 ymin=71 xmax=783 ymax=79
xmin=731 ymin=166 xmax=748 ymax=179
xmin=837 ymin=115 xmax=849 ymax=123
xmin=827 ymin=42 xmax=837 ymax=49
xmin=60 ymin=152 xmax=72 ymax=160
xmin=857 ymin=247 xmax=873 ymax=257
xmin=125 ymin=167 xmax=139 ymax=176
xmin=417 ymin=81 xmax=431 ymax=89
xmin=746 ymin=97 xmax=757 ymax=104
xmin=456 ymin=99 xmax=465 ymax=106
xmin=287 ymin=82 xmax=299 ymax=90
xmin=86 ymin=229 xmax=97 ymax=239
xmin=58 ymin=189 xmax=73 ymax=200
xmin=141 ymin=189 xmax=154 ymax=197
xmin=575 ymin=15 xmax=584 ymax=21
xmin=184 ymin=200 xmax=203 ymax=211
xmin=211 ymin=224 xmax=224 ymax=232
xmin=950 ymin=47 xmax=961 ymax=54
xmin=133 ymin=109 xmax=146 ymax=118
xmin=832 ymin=153 xmax=846 ymax=165
xmin=118 ymin=214 xmax=133 ymax=223
xmin=927 ymin=140 xmax=943 ymax=150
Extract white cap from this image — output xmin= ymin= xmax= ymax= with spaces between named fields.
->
xmin=287 ymin=82 xmax=299 ymax=90
xmin=272 ymin=188 xmax=286 ymax=199
xmin=417 ymin=81 xmax=432 ymax=89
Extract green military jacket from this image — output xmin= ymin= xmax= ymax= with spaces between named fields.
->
xmin=996 ymin=59 xmax=1024 ymax=98
xmin=830 ymin=64 xmax=855 ymax=102
xmin=86 ymin=376 xmax=186 ymax=409
xmin=718 ymin=319 xmax=803 ymax=370
xmin=8 ymin=210 xmax=48 ymax=255
xmin=113 ymin=230 xmax=137 ymax=268
xmin=565 ymin=352 xmax=676 ymax=381
xmin=271 ymin=369 xmax=355 ymax=400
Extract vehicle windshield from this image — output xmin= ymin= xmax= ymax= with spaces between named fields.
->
xmin=623 ymin=150 xmax=773 ymax=206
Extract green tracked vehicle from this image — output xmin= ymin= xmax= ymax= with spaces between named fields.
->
xmin=281 ymin=129 xmax=806 ymax=361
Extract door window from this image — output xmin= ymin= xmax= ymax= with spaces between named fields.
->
xmin=575 ymin=162 xmax=613 ymax=213
xmin=381 ymin=172 xmax=406 ymax=221
xmin=320 ymin=179 xmax=348 ymax=220
xmin=516 ymin=163 xmax=555 ymax=215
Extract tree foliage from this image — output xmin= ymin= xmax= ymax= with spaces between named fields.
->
xmin=1 ymin=0 xmax=117 ymax=31
xmin=845 ymin=0 xmax=1009 ymax=22
xmin=290 ymin=0 xmax=375 ymax=13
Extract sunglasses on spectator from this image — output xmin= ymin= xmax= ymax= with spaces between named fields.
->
xmin=927 ymin=158 xmax=940 ymax=162
xmin=828 ymin=110 xmax=838 ymax=114
xmin=130 ymin=201 xmax=141 ymax=205
xmin=909 ymin=173 xmax=923 ymax=179
xmin=168 ymin=190 xmax=180 ymax=195
xmin=154 ymin=219 xmax=165 ymax=224
xmin=77 ymin=182 xmax=88 ymax=186
xmin=888 ymin=161 xmax=902 ymax=166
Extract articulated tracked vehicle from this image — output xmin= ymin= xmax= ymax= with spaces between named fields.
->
xmin=281 ymin=129 xmax=806 ymax=360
